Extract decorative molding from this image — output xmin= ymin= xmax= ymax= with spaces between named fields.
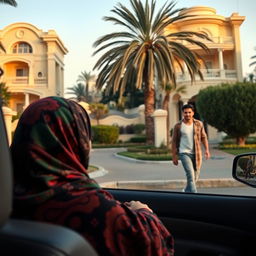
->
xmin=16 ymin=30 xmax=24 ymax=39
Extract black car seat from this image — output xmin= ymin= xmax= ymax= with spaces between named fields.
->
xmin=0 ymin=104 xmax=98 ymax=256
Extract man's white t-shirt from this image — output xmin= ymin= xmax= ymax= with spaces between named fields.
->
xmin=179 ymin=122 xmax=194 ymax=154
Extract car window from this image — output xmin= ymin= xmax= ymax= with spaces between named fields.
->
xmin=1 ymin=0 xmax=256 ymax=198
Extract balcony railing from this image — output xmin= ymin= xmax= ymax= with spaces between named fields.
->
xmin=177 ymin=69 xmax=237 ymax=82
xmin=34 ymin=77 xmax=47 ymax=84
xmin=5 ymin=76 xmax=47 ymax=85
xmin=179 ymin=36 xmax=233 ymax=46
xmin=6 ymin=77 xmax=29 ymax=84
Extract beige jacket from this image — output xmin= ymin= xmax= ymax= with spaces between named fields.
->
xmin=171 ymin=119 xmax=208 ymax=178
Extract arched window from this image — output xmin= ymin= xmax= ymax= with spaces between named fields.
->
xmin=12 ymin=42 xmax=32 ymax=54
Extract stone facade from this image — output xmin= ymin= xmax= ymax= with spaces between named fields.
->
xmin=0 ymin=22 xmax=68 ymax=113
xmin=164 ymin=6 xmax=245 ymax=142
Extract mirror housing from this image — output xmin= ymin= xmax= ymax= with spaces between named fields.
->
xmin=232 ymin=153 xmax=256 ymax=188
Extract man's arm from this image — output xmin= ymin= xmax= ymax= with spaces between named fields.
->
xmin=201 ymin=124 xmax=210 ymax=160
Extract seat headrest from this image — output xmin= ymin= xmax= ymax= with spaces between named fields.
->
xmin=0 ymin=106 xmax=12 ymax=227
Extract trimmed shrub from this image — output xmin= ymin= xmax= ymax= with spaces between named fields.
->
xmin=92 ymin=125 xmax=119 ymax=144
xmin=130 ymin=136 xmax=146 ymax=143
xmin=197 ymin=82 xmax=256 ymax=145
xmin=133 ymin=124 xmax=145 ymax=134
xmin=126 ymin=124 xmax=134 ymax=134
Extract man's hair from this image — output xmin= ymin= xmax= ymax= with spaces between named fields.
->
xmin=182 ymin=104 xmax=194 ymax=112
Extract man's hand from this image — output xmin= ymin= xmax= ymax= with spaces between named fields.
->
xmin=205 ymin=150 xmax=210 ymax=160
xmin=172 ymin=156 xmax=178 ymax=165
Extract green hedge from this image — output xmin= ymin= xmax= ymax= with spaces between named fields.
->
xmin=129 ymin=136 xmax=146 ymax=143
xmin=220 ymin=136 xmax=256 ymax=145
xmin=92 ymin=125 xmax=119 ymax=144
xmin=218 ymin=144 xmax=256 ymax=149
xmin=127 ymin=146 xmax=169 ymax=154
xmin=118 ymin=151 xmax=172 ymax=161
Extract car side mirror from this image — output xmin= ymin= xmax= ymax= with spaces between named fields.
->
xmin=232 ymin=153 xmax=256 ymax=188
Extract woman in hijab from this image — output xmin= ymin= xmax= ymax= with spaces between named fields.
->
xmin=11 ymin=96 xmax=174 ymax=256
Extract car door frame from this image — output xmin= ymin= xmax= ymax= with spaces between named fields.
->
xmin=108 ymin=188 xmax=256 ymax=256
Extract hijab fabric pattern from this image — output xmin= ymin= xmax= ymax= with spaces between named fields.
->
xmin=11 ymin=97 xmax=174 ymax=256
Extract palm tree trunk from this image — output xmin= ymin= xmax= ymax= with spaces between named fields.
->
xmin=236 ymin=136 xmax=245 ymax=146
xmin=162 ymin=92 xmax=170 ymax=147
xmin=144 ymin=84 xmax=155 ymax=145
xmin=85 ymin=82 xmax=89 ymax=102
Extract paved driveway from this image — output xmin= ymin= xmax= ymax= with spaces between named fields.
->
xmin=90 ymin=147 xmax=235 ymax=184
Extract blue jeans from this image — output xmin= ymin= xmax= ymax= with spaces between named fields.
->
xmin=179 ymin=153 xmax=197 ymax=193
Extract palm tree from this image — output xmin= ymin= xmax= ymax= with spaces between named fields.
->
xmin=0 ymin=0 xmax=17 ymax=6
xmin=93 ymin=0 xmax=210 ymax=144
xmin=89 ymin=103 xmax=109 ymax=125
xmin=77 ymin=71 xmax=95 ymax=102
xmin=0 ymin=0 xmax=17 ymax=52
xmin=66 ymin=83 xmax=87 ymax=102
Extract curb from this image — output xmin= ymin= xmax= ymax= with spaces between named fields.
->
xmin=89 ymin=166 xmax=245 ymax=189
xmin=99 ymin=178 xmax=246 ymax=190
xmin=88 ymin=165 xmax=108 ymax=178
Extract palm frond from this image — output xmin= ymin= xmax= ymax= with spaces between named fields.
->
xmin=0 ymin=0 xmax=17 ymax=7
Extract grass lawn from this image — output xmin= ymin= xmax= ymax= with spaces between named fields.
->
xmin=88 ymin=165 xmax=98 ymax=173
xmin=118 ymin=151 xmax=171 ymax=161
xmin=220 ymin=148 xmax=256 ymax=155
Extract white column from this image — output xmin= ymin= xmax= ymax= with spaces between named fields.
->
xmin=47 ymin=55 xmax=56 ymax=91
xmin=24 ymin=93 xmax=30 ymax=108
xmin=218 ymin=48 xmax=225 ymax=78
xmin=232 ymin=24 xmax=243 ymax=81
xmin=2 ymin=107 xmax=16 ymax=145
xmin=152 ymin=109 xmax=167 ymax=147
xmin=138 ymin=104 xmax=145 ymax=124
xmin=61 ymin=67 xmax=64 ymax=96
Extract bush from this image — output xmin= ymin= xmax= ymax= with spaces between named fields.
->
xmin=146 ymin=148 xmax=169 ymax=154
xmin=130 ymin=136 xmax=146 ymax=143
xmin=133 ymin=124 xmax=145 ymax=134
xmin=197 ymin=82 xmax=256 ymax=145
xmin=221 ymin=136 xmax=256 ymax=145
xmin=126 ymin=124 xmax=134 ymax=134
xmin=92 ymin=125 xmax=119 ymax=144
xmin=218 ymin=144 xmax=256 ymax=149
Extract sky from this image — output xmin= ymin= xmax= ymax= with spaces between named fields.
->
xmin=1 ymin=0 xmax=256 ymax=91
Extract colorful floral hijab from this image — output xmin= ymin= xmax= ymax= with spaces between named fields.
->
xmin=11 ymin=96 xmax=99 ymax=204
xmin=11 ymin=96 xmax=174 ymax=256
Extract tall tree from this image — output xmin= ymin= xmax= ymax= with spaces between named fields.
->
xmin=66 ymin=83 xmax=86 ymax=102
xmin=0 ymin=0 xmax=17 ymax=6
xmin=77 ymin=71 xmax=95 ymax=102
xmin=89 ymin=103 xmax=109 ymax=125
xmin=93 ymin=0 xmax=210 ymax=144
xmin=197 ymin=82 xmax=256 ymax=146
xmin=0 ymin=82 xmax=11 ymax=106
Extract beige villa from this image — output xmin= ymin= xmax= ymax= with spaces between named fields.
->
xmin=164 ymin=6 xmax=245 ymax=140
xmin=0 ymin=22 xmax=68 ymax=113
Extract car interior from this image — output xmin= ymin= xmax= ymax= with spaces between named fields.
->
xmin=0 ymin=101 xmax=255 ymax=256
xmin=0 ymin=103 xmax=98 ymax=256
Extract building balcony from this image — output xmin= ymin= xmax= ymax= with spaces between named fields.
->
xmin=5 ymin=76 xmax=48 ymax=86
xmin=177 ymin=69 xmax=237 ymax=83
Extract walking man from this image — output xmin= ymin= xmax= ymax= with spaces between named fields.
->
xmin=171 ymin=104 xmax=210 ymax=193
